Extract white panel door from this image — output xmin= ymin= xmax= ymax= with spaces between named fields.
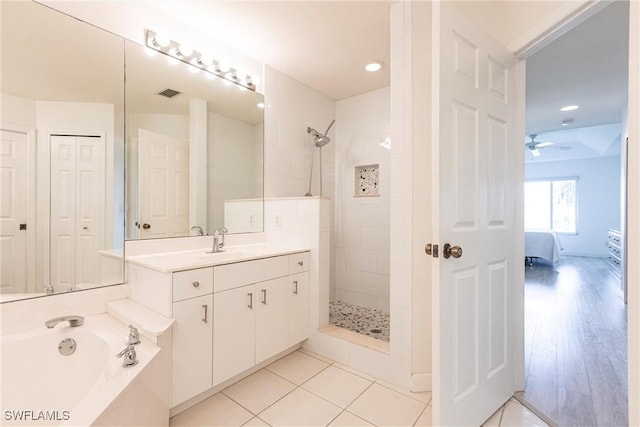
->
xmin=432 ymin=3 xmax=518 ymax=425
xmin=212 ymin=284 xmax=256 ymax=386
xmin=0 ymin=130 xmax=27 ymax=293
xmin=172 ymin=293 xmax=213 ymax=406
xmin=50 ymin=135 xmax=105 ymax=290
xmin=288 ymin=272 xmax=309 ymax=346
xmin=255 ymin=277 xmax=289 ymax=363
xmin=137 ymin=128 xmax=189 ymax=238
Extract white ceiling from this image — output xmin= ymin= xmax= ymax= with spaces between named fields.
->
xmin=4 ymin=1 xmax=629 ymax=160
xmin=142 ymin=1 xmax=392 ymax=101
xmin=525 ymin=1 xmax=628 ymax=161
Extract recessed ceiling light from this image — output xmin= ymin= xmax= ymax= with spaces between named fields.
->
xmin=560 ymin=105 xmax=579 ymax=112
xmin=365 ymin=61 xmax=384 ymax=72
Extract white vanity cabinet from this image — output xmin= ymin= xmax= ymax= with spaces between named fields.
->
xmin=170 ymin=268 xmax=214 ymax=407
xmin=212 ymin=252 xmax=310 ymax=385
xmin=127 ymin=248 xmax=309 ymax=408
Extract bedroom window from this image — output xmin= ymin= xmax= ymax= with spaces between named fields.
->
xmin=525 ymin=179 xmax=577 ymax=233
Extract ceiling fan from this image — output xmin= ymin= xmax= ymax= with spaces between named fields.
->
xmin=525 ymin=134 xmax=571 ymax=157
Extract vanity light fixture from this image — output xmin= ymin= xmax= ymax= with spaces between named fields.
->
xmin=365 ymin=60 xmax=384 ymax=72
xmin=560 ymin=105 xmax=579 ymax=112
xmin=145 ymin=29 xmax=257 ymax=91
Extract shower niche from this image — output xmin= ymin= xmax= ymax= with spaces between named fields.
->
xmin=355 ymin=164 xmax=380 ymax=197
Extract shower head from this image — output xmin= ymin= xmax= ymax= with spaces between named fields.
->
xmin=306 ymin=119 xmax=335 ymax=147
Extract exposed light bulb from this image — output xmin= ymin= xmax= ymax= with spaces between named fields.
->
xmin=177 ymin=43 xmax=193 ymax=57
xmin=153 ymin=32 xmax=171 ymax=48
xmin=198 ymin=54 xmax=213 ymax=67
xmin=217 ymin=61 xmax=230 ymax=73
xmin=250 ymin=74 xmax=261 ymax=85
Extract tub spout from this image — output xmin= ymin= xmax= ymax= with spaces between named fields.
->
xmin=45 ymin=315 xmax=84 ymax=329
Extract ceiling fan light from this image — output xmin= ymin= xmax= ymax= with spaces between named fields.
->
xmin=531 ymin=148 xmax=540 ymax=157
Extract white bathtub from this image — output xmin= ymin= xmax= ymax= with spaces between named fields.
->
xmin=1 ymin=314 xmax=168 ymax=426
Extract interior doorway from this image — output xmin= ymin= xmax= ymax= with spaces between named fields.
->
xmin=518 ymin=2 xmax=629 ymax=425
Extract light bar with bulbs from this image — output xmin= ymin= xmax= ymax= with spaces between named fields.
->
xmin=145 ymin=29 xmax=257 ymax=91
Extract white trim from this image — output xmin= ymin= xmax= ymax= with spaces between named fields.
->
xmin=411 ymin=372 xmax=432 ymax=392
xmin=509 ymin=1 xmax=610 ymax=59
xmin=0 ymin=123 xmax=37 ymax=293
xmin=626 ymin=1 xmax=640 ymax=424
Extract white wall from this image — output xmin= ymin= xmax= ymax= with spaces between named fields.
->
xmin=0 ymin=93 xmax=36 ymax=128
xmin=263 ymin=66 xmax=335 ymax=199
xmin=525 ymin=155 xmax=621 ymax=257
xmin=208 ymin=111 xmax=262 ymax=231
xmin=333 ymin=87 xmax=390 ymax=312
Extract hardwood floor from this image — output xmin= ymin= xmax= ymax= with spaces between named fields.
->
xmin=522 ymin=256 xmax=628 ymax=427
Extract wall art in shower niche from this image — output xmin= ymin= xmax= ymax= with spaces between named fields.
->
xmin=355 ymin=164 xmax=379 ymax=197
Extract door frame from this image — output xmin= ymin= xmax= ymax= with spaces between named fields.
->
xmin=0 ymin=124 xmax=36 ymax=293
xmin=510 ymin=1 xmax=639 ymax=424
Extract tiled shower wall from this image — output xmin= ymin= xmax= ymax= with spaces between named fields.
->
xmin=333 ymin=87 xmax=391 ymax=312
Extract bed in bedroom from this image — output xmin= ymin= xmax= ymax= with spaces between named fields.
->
xmin=525 ymin=230 xmax=563 ymax=266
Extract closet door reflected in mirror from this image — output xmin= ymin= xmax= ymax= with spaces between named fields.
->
xmin=124 ymin=40 xmax=265 ymax=240
xmin=0 ymin=2 xmax=125 ymax=301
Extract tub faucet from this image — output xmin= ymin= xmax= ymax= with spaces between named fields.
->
xmin=190 ymin=225 xmax=204 ymax=236
xmin=208 ymin=227 xmax=228 ymax=253
xmin=128 ymin=325 xmax=141 ymax=345
xmin=116 ymin=345 xmax=139 ymax=368
xmin=45 ymin=315 xmax=84 ymax=329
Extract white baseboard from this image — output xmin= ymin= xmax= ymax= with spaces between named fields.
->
xmin=411 ymin=373 xmax=432 ymax=392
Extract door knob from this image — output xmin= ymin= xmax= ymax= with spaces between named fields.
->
xmin=142 ymin=223 xmax=151 ymax=230
xmin=443 ymin=243 xmax=463 ymax=259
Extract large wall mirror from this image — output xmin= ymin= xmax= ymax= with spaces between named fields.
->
xmin=125 ymin=41 xmax=264 ymax=240
xmin=0 ymin=2 xmax=125 ymax=302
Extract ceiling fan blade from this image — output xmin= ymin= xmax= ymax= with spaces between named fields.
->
xmin=545 ymin=145 xmax=572 ymax=150
xmin=536 ymin=142 xmax=554 ymax=148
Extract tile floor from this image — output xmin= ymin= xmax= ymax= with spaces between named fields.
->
xmin=170 ymin=349 xmax=549 ymax=426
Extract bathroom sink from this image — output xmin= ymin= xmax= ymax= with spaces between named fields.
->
xmin=195 ymin=251 xmax=246 ymax=261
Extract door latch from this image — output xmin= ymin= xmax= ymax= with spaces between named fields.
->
xmin=425 ymin=243 xmax=439 ymax=258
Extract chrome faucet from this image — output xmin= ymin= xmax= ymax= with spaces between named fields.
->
xmin=42 ymin=284 xmax=55 ymax=295
xmin=128 ymin=325 xmax=141 ymax=345
xmin=116 ymin=345 xmax=139 ymax=368
xmin=45 ymin=315 xmax=84 ymax=329
xmin=208 ymin=227 xmax=228 ymax=253
xmin=190 ymin=225 xmax=204 ymax=236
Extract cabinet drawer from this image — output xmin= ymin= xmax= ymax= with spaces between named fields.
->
xmin=289 ymin=252 xmax=310 ymax=274
xmin=173 ymin=267 xmax=213 ymax=302
xmin=214 ymin=256 xmax=289 ymax=292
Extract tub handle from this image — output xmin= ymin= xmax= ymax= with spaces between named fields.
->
xmin=202 ymin=304 xmax=208 ymax=323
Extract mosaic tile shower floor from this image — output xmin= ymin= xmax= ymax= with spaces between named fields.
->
xmin=329 ymin=300 xmax=390 ymax=342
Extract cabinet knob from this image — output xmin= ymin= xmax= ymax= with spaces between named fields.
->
xmin=192 ymin=281 xmax=200 ymax=288
xmin=298 ymin=261 xmax=304 ymax=266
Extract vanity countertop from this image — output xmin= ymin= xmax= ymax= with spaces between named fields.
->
xmin=126 ymin=243 xmax=310 ymax=273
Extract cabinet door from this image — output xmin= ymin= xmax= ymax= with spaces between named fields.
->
xmin=288 ymin=272 xmax=309 ymax=346
xmin=255 ymin=277 xmax=290 ymax=363
xmin=172 ymin=293 xmax=213 ymax=406
xmin=213 ymin=284 xmax=255 ymax=385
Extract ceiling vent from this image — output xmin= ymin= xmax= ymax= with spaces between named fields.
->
xmin=157 ymin=88 xmax=181 ymax=98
